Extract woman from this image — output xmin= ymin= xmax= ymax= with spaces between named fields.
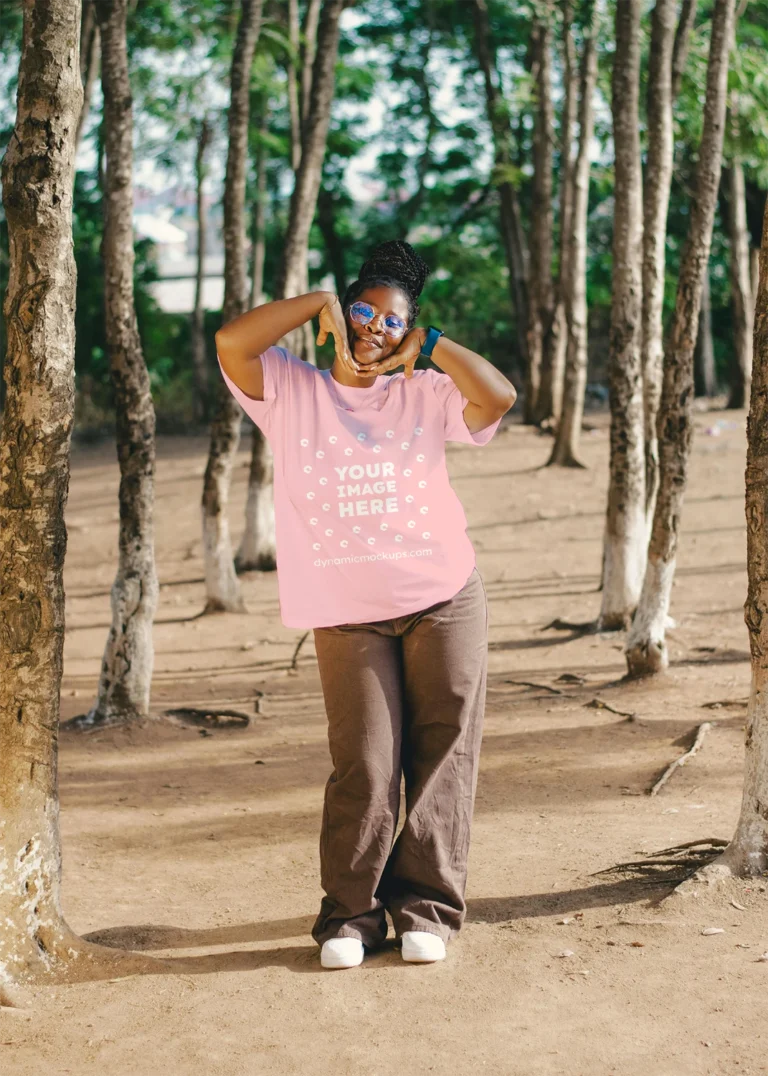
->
xmin=216 ymin=240 xmax=516 ymax=969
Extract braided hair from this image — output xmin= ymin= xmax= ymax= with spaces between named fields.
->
xmin=341 ymin=240 xmax=430 ymax=328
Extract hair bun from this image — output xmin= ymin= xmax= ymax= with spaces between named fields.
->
xmin=358 ymin=240 xmax=430 ymax=300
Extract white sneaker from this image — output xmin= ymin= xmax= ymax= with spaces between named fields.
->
xmin=401 ymin=931 xmax=447 ymax=963
xmin=320 ymin=937 xmax=364 ymax=969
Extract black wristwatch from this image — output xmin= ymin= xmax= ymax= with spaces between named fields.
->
xmin=418 ymin=326 xmax=444 ymax=362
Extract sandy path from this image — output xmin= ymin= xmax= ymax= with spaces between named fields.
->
xmin=3 ymin=411 xmax=767 ymax=1076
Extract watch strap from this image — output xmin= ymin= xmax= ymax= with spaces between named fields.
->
xmin=418 ymin=325 xmax=444 ymax=361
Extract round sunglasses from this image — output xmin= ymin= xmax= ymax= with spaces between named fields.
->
xmin=348 ymin=301 xmax=407 ymax=338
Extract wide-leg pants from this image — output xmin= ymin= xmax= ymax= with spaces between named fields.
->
xmin=311 ymin=566 xmax=488 ymax=947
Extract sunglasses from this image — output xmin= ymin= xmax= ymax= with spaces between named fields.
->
xmin=348 ymin=301 xmax=407 ymax=338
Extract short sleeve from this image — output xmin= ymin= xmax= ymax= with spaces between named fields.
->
xmin=217 ymin=345 xmax=295 ymax=436
xmin=428 ymin=369 xmax=502 ymax=446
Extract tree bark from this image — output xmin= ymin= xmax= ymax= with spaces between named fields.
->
xmin=705 ymin=194 xmax=768 ymax=876
xmin=0 ymin=0 xmax=84 ymax=992
xmin=642 ymin=0 xmax=687 ymax=525
xmin=548 ymin=2 xmax=598 ymax=468
xmin=599 ymin=0 xmax=646 ymax=631
xmin=249 ymin=109 xmax=269 ymax=309
xmin=286 ymin=0 xmax=302 ymax=174
xmin=300 ymin=0 xmax=322 ymax=131
xmin=530 ymin=8 xmax=558 ymax=427
xmin=275 ymin=0 xmax=344 ymax=317
xmin=201 ymin=0 xmax=263 ymax=612
xmin=74 ymin=0 xmax=100 ymax=153
xmin=86 ymin=0 xmax=159 ymax=726
xmin=192 ymin=116 xmax=212 ymax=424
xmin=472 ymin=0 xmax=531 ymax=393
xmin=625 ymin=0 xmax=734 ymax=676
xmin=317 ymin=185 xmax=348 ymax=297
xmin=695 ymin=262 xmax=716 ymax=396
xmin=726 ymin=156 xmax=753 ymax=409
xmin=546 ymin=0 xmax=577 ymax=433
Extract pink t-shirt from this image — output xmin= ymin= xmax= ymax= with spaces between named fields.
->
xmin=218 ymin=347 xmax=501 ymax=628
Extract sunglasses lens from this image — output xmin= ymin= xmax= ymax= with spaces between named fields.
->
xmin=350 ymin=302 xmax=373 ymax=324
xmin=383 ymin=317 xmax=406 ymax=336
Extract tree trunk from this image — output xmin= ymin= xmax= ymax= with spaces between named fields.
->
xmin=625 ymin=0 xmax=734 ymax=676
xmin=74 ymin=0 xmax=100 ymax=153
xmin=275 ymin=0 xmax=344 ymax=318
xmin=599 ymin=0 xmax=646 ymax=631
xmin=192 ymin=116 xmax=212 ymax=424
xmin=249 ymin=110 xmax=269 ymax=309
xmin=726 ymin=157 xmax=753 ymax=409
xmin=201 ymin=0 xmax=263 ymax=613
xmin=317 ymin=185 xmax=348 ymax=298
xmin=706 ymin=194 xmax=768 ymax=876
xmin=86 ymin=0 xmax=159 ymax=726
xmin=695 ymin=263 xmax=717 ymax=396
xmin=642 ymin=0 xmax=682 ymax=525
xmin=548 ymin=3 xmax=598 ymax=468
xmin=530 ymin=9 xmax=558 ymax=427
xmin=300 ymin=0 xmax=322 ymax=130
xmin=286 ymin=0 xmax=302 ymax=173
xmin=0 ymin=0 xmax=85 ymax=994
xmin=472 ymin=0 xmax=531 ymax=393
xmin=547 ymin=0 xmax=577 ymax=434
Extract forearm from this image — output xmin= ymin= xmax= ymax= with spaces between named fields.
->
xmin=215 ymin=291 xmax=334 ymax=367
xmin=429 ymin=333 xmax=517 ymax=414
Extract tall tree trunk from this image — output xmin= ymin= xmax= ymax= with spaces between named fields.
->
xmin=530 ymin=8 xmax=558 ymax=427
xmin=286 ymin=0 xmax=302 ymax=174
xmin=625 ymin=0 xmax=734 ymax=676
xmin=472 ymin=0 xmax=531 ymax=394
xmin=86 ymin=0 xmax=159 ymax=726
xmin=202 ymin=0 xmax=263 ymax=612
xmin=695 ymin=262 xmax=717 ymax=396
xmin=74 ymin=0 xmax=100 ymax=153
xmin=548 ymin=2 xmax=598 ymax=468
xmin=726 ymin=156 xmax=754 ymax=408
xmin=547 ymin=0 xmax=577 ymax=433
xmin=704 ymin=193 xmax=768 ymax=876
xmin=317 ymin=185 xmax=347 ymax=297
xmin=249 ymin=110 xmax=269 ymax=309
xmin=0 ymin=0 xmax=85 ymax=994
xmin=599 ymin=0 xmax=646 ymax=631
xmin=300 ymin=0 xmax=322 ymax=130
xmin=642 ymin=0 xmax=683 ymax=525
xmin=192 ymin=116 xmax=212 ymax=424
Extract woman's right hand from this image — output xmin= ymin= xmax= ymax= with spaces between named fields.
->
xmin=316 ymin=296 xmax=360 ymax=377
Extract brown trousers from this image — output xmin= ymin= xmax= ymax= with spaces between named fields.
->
xmin=311 ymin=566 xmax=488 ymax=947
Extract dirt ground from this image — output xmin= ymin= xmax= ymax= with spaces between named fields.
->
xmin=3 ymin=407 xmax=768 ymax=1076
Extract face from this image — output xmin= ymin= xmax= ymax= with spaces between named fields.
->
xmin=345 ymin=286 xmax=410 ymax=367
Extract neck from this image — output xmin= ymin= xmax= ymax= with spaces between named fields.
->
xmin=330 ymin=358 xmax=378 ymax=388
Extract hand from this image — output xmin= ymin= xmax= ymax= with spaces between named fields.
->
xmin=362 ymin=328 xmax=426 ymax=379
xmin=316 ymin=296 xmax=360 ymax=377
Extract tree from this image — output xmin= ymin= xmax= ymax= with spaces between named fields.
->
xmin=75 ymin=0 xmax=100 ymax=153
xmin=695 ymin=263 xmax=717 ymax=395
xmin=0 ymin=0 xmax=102 ymax=999
xmin=626 ymin=0 xmax=735 ymax=677
xmin=700 ymin=192 xmax=768 ymax=878
xmin=725 ymin=149 xmax=754 ymax=408
xmin=548 ymin=0 xmax=598 ymax=468
xmin=81 ymin=0 xmax=159 ymax=726
xmin=641 ymin=0 xmax=696 ymax=523
xmin=599 ymin=0 xmax=646 ymax=631
xmin=471 ymin=0 xmax=530 ymax=397
xmin=201 ymin=0 xmax=264 ymax=612
xmin=237 ymin=0 xmax=346 ymax=573
xmin=192 ymin=114 xmax=212 ymax=423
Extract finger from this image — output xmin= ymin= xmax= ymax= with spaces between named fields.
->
xmin=317 ymin=327 xmax=328 ymax=347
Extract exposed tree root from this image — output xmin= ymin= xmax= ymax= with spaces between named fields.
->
xmin=505 ymin=680 xmax=564 ymax=695
xmin=541 ymin=617 xmax=598 ymax=634
xmin=648 ymin=721 xmax=714 ymax=795
xmin=288 ymin=631 xmax=311 ymax=674
xmin=701 ymin=698 xmax=748 ymax=710
xmin=164 ymin=708 xmax=251 ymax=730
xmin=593 ymin=839 xmax=729 ymax=887
xmin=584 ymin=698 xmax=637 ymax=719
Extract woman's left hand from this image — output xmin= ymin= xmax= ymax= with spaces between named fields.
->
xmin=362 ymin=328 xmax=426 ymax=379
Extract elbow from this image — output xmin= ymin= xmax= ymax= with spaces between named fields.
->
xmin=500 ymin=385 xmax=517 ymax=413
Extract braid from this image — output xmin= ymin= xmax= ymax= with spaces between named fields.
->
xmin=341 ymin=240 xmax=430 ymax=328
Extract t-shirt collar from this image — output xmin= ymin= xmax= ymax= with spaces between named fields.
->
xmin=322 ymin=368 xmax=391 ymax=412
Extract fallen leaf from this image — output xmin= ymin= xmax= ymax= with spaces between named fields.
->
xmin=730 ymin=899 xmax=746 ymax=911
xmin=701 ymin=928 xmax=725 ymax=936
xmin=630 ymin=941 xmax=644 ymax=948
xmin=757 ymin=952 xmax=768 ymax=962
xmin=557 ymin=949 xmax=575 ymax=958
xmin=557 ymin=917 xmax=575 ymax=925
